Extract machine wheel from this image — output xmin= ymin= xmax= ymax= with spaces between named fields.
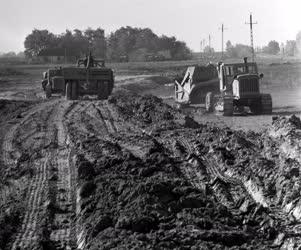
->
xmin=250 ymin=103 xmax=261 ymax=114
xmin=45 ymin=83 xmax=52 ymax=99
xmin=260 ymin=94 xmax=272 ymax=114
xmin=42 ymin=80 xmax=48 ymax=91
xmin=65 ymin=82 xmax=72 ymax=100
xmin=71 ymin=81 xmax=78 ymax=100
xmin=97 ymin=81 xmax=103 ymax=99
xmin=103 ymin=82 xmax=109 ymax=99
xmin=107 ymin=80 xmax=113 ymax=96
xmin=223 ymin=96 xmax=233 ymax=116
xmin=205 ymin=92 xmax=214 ymax=112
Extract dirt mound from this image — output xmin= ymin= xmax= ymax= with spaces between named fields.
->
xmin=66 ymin=95 xmax=283 ymax=249
xmin=109 ymin=92 xmax=181 ymax=130
xmin=74 ymin=138 xmax=272 ymax=249
xmin=270 ymin=115 xmax=301 ymax=138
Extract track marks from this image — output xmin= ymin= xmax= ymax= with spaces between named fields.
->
xmin=11 ymin=156 xmax=49 ymax=249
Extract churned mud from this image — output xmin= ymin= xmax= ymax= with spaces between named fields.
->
xmin=0 ymin=90 xmax=301 ymax=249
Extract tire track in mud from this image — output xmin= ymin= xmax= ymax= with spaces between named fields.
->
xmin=8 ymin=100 xmax=78 ymax=250
xmin=173 ymin=136 xmax=301 ymax=247
xmin=173 ymin=139 xmax=238 ymax=208
xmin=71 ymin=101 xmax=147 ymax=158
xmin=8 ymin=101 xmax=59 ymax=250
xmin=2 ymin=101 xmax=55 ymax=168
xmin=63 ymin=100 xmax=148 ymax=249
xmin=49 ymin=101 xmax=77 ymax=249
xmin=101 ymin=102 xmax=149 ymax=157
xmin=0 ymin=101 xmax=57 ymax=212
xmin=11 ymin=156 xmax=50 ymax=249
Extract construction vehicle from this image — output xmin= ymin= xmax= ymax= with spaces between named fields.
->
xmin=174 ymin=63 xmax=219 ymax=105
xmin=42 ymin=53 xmax=114 ymax=100
xmin=174 ymin=58 xmax=272 ymax=116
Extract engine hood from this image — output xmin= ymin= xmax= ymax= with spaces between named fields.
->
xmin=236 ymin=74 xmax=259 ymax=80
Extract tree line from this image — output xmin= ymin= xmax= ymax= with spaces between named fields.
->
xmin=225 ymin=31 xmax=301 ymax=58
xmin=24 ymin=27 xmax=192 ymax=62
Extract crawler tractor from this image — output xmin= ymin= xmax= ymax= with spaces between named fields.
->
xmin=175 ymin=58 xmax=272 ymax=116
xmin=42 ymin=54 xmax=114 ymax=100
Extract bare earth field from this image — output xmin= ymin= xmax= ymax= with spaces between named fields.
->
xmin=0 ymin=59 xmax=301 ymax=249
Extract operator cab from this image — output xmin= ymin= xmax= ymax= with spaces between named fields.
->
xmin=223 ymin=63 xmax=258 ymax=77
xmin=218 ymin=57 xmax=262 ymax=94
xmin=77 ymin=54 xmax=106 ymax=68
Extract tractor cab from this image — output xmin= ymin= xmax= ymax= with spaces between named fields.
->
xmin=77 ymin=54 xmax=106 ymax=68
xmin=218 ymin=58 xmax=263 ymax=99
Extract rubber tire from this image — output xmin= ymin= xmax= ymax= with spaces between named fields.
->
xmin=45 ymin=83 xmax=52 ymax=99
xmin=65 ymin=82 xmax=72 ymax=100
xmin=42 ymin=80 xmax=48 ymax=91
xmin=205 ymin=92 xmax=214 ymax=112
xmin=261 ymin=94 xmax=272 ymax=114
xmin=71 ymin=81 xmax=78 ymax=100
xmin=223 ymin=97 xmax=233 ymax=116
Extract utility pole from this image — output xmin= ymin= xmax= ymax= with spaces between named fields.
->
xmin=219 ymin=24 xmax=227 ymax=60
xmin=209 ymin=34 xmax=211 ymax=50
xmin=245 ymin=13 xmax=257 ymax=62
xmin=200 ymin=40 xmax=203 ymax=53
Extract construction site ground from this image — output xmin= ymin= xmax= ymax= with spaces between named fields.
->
xmin=1 ymin=61 xmax=301 ymax=249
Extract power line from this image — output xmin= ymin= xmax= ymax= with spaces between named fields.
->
xmin=245 ymin=13 xmax=257 ymax=62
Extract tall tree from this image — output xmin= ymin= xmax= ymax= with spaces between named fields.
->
xmin=296 ymin=31 xmax=301 ymax=54
xmin=263 ymin=40 xmax=280 ymax=55
xmin=285 ymin=40 xmax=297 ymax=56
xmin=106 ymin=26 xmax=191 ymax=61
xmin=24 ymin=29 xmax=56 ymax=57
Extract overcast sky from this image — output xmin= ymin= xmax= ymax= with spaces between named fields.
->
xmin=0 ymin=0 xmax=300 ymax=53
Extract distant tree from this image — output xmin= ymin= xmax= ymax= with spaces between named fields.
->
xmin=285 ymin=40 xmax=297 ymax=56
xmin=226 ymin=40 xmax=237 ymax=57
xmin=24 ymin=26 xmax=191 ymax=61
xmin=2 ymin=51 xmax=17 ymax=57
xmin=296 ymin=31 xmax=301 ymax=54
xmin=262 ymin=40 xmax=280 ymax=55
xmin=91 ymin=28 xmax=106 ymax=58
xmin=134 ymin=28 xmax=158 ymax=52
xmin=234 ymin=44 xmax=252 ymax=58
xmin=106 ymin=26 xmax=191 ymax=61
xmin=24 ymin=29 xmax=56 ymax=57
xmin=17 ymin=51 xmax=25 ymax=58
xmin=226 ymin=41 xmax=251 ymax=58
xmin=203 ymin=46 xmax=214 ymax=54
xmin=83 ymin=27 xmax=106 ymax=58
xmin=72 ymin=29 xmax=89 ymax=56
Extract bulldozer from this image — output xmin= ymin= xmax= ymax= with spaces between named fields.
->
xmin=174 ymin=58 xmax=272 ymax=116
xmin=42 ymin=53 xmax=114 ymax=100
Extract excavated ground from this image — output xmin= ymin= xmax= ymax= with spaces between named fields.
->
xmin=1 ymin=90 xmax=301 ymax=249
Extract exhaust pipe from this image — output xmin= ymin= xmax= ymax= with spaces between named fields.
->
xmin=244 ymin=57 xmax=249 ymax=73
